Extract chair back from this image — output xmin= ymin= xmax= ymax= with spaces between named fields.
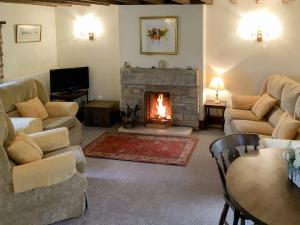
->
xmin=209 ymin=134 xmax=260 ymax=197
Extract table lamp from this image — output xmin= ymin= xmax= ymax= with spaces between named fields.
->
xmin=209 ymin=76 xmax=225 ymax=103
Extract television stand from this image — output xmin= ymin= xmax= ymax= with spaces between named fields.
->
xmin=50 ymin=89 xmax=89 ymax=103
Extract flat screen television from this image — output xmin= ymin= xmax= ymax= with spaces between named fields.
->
xmin=50 ymin=67 xmax=89 ymax=93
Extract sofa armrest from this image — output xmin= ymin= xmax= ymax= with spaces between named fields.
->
xmin=231 ymin=95 xmax=261 ymax=110
xmin=28 ymin=127 xmax=70 ymax=153
xmin=10 ymin=117 xmax=43 ymax=134
xmin=260 ymin=138 xmax=300 ymax=149
xmin=45 ymin=102 xmax=79 ymax=117
xmin=12 ymin=152 xmax=76 ymax=193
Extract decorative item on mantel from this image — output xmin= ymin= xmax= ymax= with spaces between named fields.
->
xmin=158 ymin=60 xmax=166 ymax=69
xmin=120 ymin=101 xmax=140 ymax=128
xmin=124 ymin=62 xmax=131 ymax=68
xmin=282 ymin=141 xmax=300 ymax=188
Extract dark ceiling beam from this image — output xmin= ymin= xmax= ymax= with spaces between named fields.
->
xmin=141 ymin=0 xmax=164 ymax=4
xmin=199 ymin=0 xmax=213 ymax=4
xmin=171 ymin=0 xmax=190 ymax=4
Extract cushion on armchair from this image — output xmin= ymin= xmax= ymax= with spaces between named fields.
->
xmin=251 ymin=93 xmax=277 ymax=119
xmin=7 ymin=131 xmax=43 ymax=164
xmin=10 ymin=117 xmax=43 ymax=134
xmin=16 ymin=97 xmax=48 ymax=120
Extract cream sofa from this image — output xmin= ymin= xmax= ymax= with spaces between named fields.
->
xmin=0 ymin=102 xmax=87 ymax=225
xmin=225 ymin=74 xmax=300 ymax=140
xmin=0 ymin=79 xmax=82 ymax=145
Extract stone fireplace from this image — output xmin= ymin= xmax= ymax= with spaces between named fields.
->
xmin=120 ymin=68 xmax=203 ymax=130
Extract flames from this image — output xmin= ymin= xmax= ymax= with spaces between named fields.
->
xmin=155 ymin=94 xmax=171 ymax=120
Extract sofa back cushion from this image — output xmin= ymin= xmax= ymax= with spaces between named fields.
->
xmin=280 ymin=81 xmax=300 ymax=116
xmin=268 ymin=106 xmax=284 ymax=128
xmin=0 ymin=79 xmax=49 ymax=114
xmin=265 ymin=75 xmax=287 ymax=100
xmin=0 ymin=80 xmax=38 ymax=113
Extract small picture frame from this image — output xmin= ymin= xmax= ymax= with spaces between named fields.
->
xmin=140 ymin=17 xmax=178 ymax=55
xmin=16 ymin=24 xmax=42 ymax=43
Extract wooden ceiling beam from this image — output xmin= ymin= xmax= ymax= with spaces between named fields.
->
xmin=199 ymin=0 xmax=213 ymax=4
xmin=171 ymin=0 xmax=190 ymax=4
xmin=141 ymin=0 xmax=164 ymax=4
xmin=114 ymin=0 xmax=140 ymax=4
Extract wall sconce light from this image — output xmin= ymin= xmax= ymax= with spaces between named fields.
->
xmin=74 ymin=14 xmax=103 ymax=41
xmin=238 ymin=10 xmax=282 ymax=43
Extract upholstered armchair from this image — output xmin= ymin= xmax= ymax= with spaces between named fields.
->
xmin=0 ymin=103 xmax=88 ymax=225
xmin=0 ymin=79 xmax=82 ymax=145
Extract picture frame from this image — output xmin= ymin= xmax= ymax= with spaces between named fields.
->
xmin=16 ymin=24 xmax=42 ymax=43
xmin=140 ymin=17 xmax=178 ymax=55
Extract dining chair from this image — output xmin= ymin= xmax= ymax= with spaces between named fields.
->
xmin=209 ymin=133 xmax=260 ymax=225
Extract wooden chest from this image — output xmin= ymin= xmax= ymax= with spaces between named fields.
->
xmin=84 ymin=100 xmax=119 ymax=127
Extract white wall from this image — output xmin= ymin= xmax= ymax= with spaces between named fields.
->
xmin=0 ymin=3 xmax=57 ymax=80
xmin=206 ymin=0 xmax=300 ymax=101
xmin=119 ymin=5 xmax=204 ymax=70
xmin=55 ymin=5 xmax=120 ymax=101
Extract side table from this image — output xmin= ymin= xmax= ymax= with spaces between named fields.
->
xmin=84 ymin=100 xmax=120 ymax=127
xmin=204 ymin=100 xmax=227 ymax=130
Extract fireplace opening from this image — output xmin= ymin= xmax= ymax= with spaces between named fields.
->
xmin=144 ymin=91 xmax=172 ymax=128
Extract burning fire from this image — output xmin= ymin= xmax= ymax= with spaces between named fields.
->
xmin=156 ymin=94 xmax=167 ymax=119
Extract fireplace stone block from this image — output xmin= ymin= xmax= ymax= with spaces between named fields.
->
xmin=120 ymin=68 xmax=203 ymax=130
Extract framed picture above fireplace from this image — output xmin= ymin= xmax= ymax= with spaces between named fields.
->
xmin=16 ymin=24 xmax=42 ymax=43
xmin=139 ymin=17 xmax=178 ymax=55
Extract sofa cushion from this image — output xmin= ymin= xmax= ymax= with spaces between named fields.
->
xmin=272 ymin=112 xmax=300 ymax=140
xmin=266 ymin=75 xmax=287 ymax=100
xmin=43 ymin=145 xmax=86 ymax=173
xmin=251 ymin=93 xmax=277 ymax=119
xmin=225 ymin=109 xmax=261 ymax=123
xmin=296 ymin=96 xmax=300 ymax=120
xmin=7 ymin=132 xmax=43 ymax=164
xmin=16 ymin=97 xmax=49 ymax=120
xmin=231 ymin=120 xmax=274 ymax=136
xmin=280 ymin=81 xmax=300 ymax=116
xmin=43 ymin=116 xmax=77 ymax=130
xmin=267 ymin=106 xmax=284 ymax=128
xmin=0 ymin=79 xmax=38 ymax=113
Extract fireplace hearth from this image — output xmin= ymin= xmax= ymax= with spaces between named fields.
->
xmin=144 ymin=91 xmax=172 ymax=128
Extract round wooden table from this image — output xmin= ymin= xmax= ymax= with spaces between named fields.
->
xmin=226 ymin=148 xmax=300 ymax=225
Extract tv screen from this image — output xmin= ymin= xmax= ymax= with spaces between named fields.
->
xmin=50 ymin=67 xmax=89 ymax=93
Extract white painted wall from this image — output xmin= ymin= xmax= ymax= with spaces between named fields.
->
xmin=0 ymin=3 xmax=57 ymax=80
xmin=206 ymin=0 xmax=300 ymax=101
xmin=55 ymin=5 xmax=120 ymax=101
xmin=119 ymin=5 xmax=204 ymax=70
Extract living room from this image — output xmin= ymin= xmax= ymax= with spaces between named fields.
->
xmin=0 ymin=0 xmax=300 ymax=224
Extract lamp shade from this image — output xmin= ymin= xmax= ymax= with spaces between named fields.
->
xmin=209 ymin=76 xmax=225 ymax=91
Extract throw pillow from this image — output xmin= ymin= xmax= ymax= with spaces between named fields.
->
xmin=272 ymin=112 xmax=300 ymax=140
xmin=251 ymin=93 xmax=277 ymax=119
xmin=7 ymin=131 xmax=43 ymax=164
xmin=16 ymin=97 xmax=48 ymax=120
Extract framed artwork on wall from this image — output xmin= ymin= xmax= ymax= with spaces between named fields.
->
xmin=140 ymin=17 xmax=178 ymax=55
xmin=16 ymin=24 xmax=42 ymax=43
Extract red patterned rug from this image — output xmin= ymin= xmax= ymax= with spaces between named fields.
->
xmin=83 ymin=132 xmax=197 ymax=166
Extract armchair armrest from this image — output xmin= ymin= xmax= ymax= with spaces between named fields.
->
xmin=12 ymin=152 xmax=76 ymax=193
xmin=28 ymin=127 xmax=70 ymax=153
xmin=231 ymin=95 xmax=261 ymax=110
xmin=45 ymin=101 xmax=79 ymax=117
xmin=10 ymin=117 xmax=43 ymax=134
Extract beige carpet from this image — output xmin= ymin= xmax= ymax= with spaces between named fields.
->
xmin=55 ymin=125 xmax=232 ymax=225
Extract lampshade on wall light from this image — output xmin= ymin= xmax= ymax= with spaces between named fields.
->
xmin=238 ymin=10 xmax=282 ymax=42
xmin=74 ymin=14 xmax=104 ymax=40
xmin=209 ymin=76 xmax=225 ymax=103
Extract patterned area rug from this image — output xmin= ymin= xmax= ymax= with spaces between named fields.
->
xmin=84 ymin=132 xmax=197 ymax=166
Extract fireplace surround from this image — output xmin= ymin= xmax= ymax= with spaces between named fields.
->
xmin=120 ymin=68 xmax=203 ymax=130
